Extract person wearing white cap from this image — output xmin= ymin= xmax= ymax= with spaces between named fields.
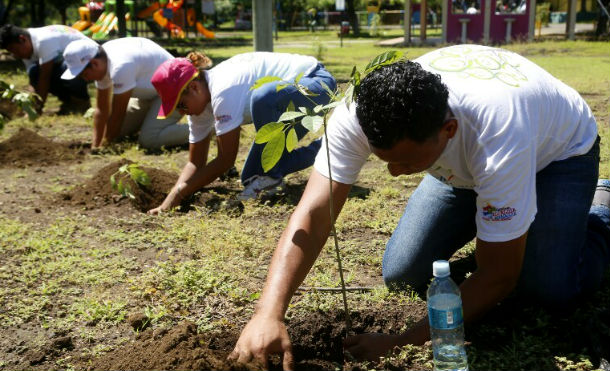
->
xmin=61 ymin=37 xmax=188 ymax=150
xmin=0 ymin=24 xmax=91 ymax=115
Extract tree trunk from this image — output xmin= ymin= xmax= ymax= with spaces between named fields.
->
xmin=60 ymin=7 xmax=67 ymax=25
xmin=346 ymin=0 xmax=359 ymax=36
xmin=37 ymin=0 xmax=45 ymax=26
xmin=117 ymin=0 xmax=127 ymax=37
xmin=0 ymin=0 xmax=14 ymax=25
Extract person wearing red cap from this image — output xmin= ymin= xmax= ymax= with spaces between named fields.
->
xmin=61 ymin=37 xmax=189 ymax=150
xmin=148 ymin=51 xmax=336 ymax=213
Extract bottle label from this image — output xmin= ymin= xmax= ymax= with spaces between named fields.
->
xmin=428 ymin=306 xmax=463 ymax=330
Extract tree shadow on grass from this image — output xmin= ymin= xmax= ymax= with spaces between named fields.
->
xmin=261 ymin=183 xmax=371 ymax=208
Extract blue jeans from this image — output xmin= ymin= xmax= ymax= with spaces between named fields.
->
xmin=383 ymin=138 xmax=610 ymax=307
xmin=28 ymin=58 xmax=90 ymax=102
xmin=240 ymin=64 xmax=336 ymax=183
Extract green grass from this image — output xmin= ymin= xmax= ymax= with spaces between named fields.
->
xmin=0 ymin=38 xmax=608 ymax=370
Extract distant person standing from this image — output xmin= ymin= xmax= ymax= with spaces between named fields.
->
xmin=61 ymin=37 xmax=189 ymax=150
xmin=0 ymin=24 xmax=91 ymax=115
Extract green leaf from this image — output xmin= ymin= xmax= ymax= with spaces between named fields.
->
xmin=250 ymin=76 xmax=282 ymax=91
xmin=364 ymin=51 xmax=404 ymax=74
xmin=298 ymin=107 xmax=308 ymax=114
xmin=117 ymin=179 xmax=125 ymax=195
xmin=276 ymin=84 xmax=290 ymax=92
xmin=287 ymin=101 xmax=295 ymax=112
xmin=21 ymin=104 xmax=37 ymax=121
xmin=110 ymin=173 xmax=117 ymax=189
xmin=296 ymin=84 xmax=319 ymax=97
xmin=118 ymin=164 xmax=129 ymax=174
xmin=301 ymin=115 xmax=324 ymax=132
xmin=286 ymin=128 xmax=298 ymax=152
xmin=313 ymin=104 xmax=324 ymax=114
xmin=294 ymin=72 xmax=304 ymax=84
xmin=278 ymin=111 xmax=306 ymax=122
xmin=261 ymin=132 xmax=285 ymax=172
xmin=255 ymin=122 xmax=284 ymax=144
xmin=124 ymin=184 xmax=135 ymax=199
xmin=320 ymin=81 xmax=335 ymax=98
xmin=129 ymin=166 xmax=151 ymax=187
xmin=322 ymin=101 xmax=343 ymax=111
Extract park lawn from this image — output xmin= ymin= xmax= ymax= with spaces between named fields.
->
xmin=0 ymin=39 xmax=608 ymax=370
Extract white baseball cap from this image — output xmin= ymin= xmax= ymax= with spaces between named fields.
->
xmin=61 ymin=39 xmax=100 ymax=80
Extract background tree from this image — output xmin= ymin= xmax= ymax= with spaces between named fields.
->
xmin=48 ymin=0 xmax=80 ymax=25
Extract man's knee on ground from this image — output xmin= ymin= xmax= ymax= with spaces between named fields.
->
xmin=382 ymin=264 xmax=428 ymax=293
xmin=138 ymin=133 xmax=163 ymax=150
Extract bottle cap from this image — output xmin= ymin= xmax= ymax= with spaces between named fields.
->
xmin=432 ymin=260 xmax=450 ymax=278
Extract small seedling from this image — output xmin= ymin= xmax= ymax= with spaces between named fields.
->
xmin=0 ymin=81 xmax=40 ymax=130
xmin=251 ymin=50 xmax=405 ymax=332
xmin=110 ymin=163 xmax=151 ymax=199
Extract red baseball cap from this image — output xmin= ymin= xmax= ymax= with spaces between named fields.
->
xmin=151 ymin=58 xmax=199 ymax=118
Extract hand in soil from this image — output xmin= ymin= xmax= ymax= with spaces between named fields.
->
xmin=343 ymin=332 xmax=404 ymax=362
xmin=229 ymin=315 xmax=294 ymax=371
xmin=148 ymin=185 xmax=184 ymax=215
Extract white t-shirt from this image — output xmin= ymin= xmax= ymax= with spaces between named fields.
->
xmin=188 ymin=52 xmax=319 ymax=142
xmin=96 ymin=37 xmax=173 ymax=100
xmin=314 ymin=44 xmax=598 ymax=242
xmin=24 ymin=25 xmax=89 ymax=70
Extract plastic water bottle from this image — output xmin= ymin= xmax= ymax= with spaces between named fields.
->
xmin=427 ymin=260 xmax=469 ymax=371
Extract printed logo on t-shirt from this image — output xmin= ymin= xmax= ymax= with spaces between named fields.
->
xmin=114 ymin=83 xmax=123 ymax=89
xmin=215 ymin=114 xmax=232 ymax=124
xmin=427 ymin=45 xmax=528 ymax=87
xmin=482 ymin=203 xmax=517 ymax=221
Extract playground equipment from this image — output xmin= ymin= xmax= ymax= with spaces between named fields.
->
xmin=72 ymin=2 xmax=131 ymax=39
xmin=443 ymin=0 xmax=534 ymax=43
xmin=137 ymin=0 xmax=215 ymax=38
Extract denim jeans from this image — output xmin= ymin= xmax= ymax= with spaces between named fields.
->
xmin=240 ymin=64 xmax=336 ymax=183
xmin=383 ymin=137 xmax=609 ymax=307
xmin=28 ymin=58 xmax=89 ymax=102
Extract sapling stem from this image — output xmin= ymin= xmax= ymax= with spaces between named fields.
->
xmin=322 ymin=110 xmax=352 ymax=333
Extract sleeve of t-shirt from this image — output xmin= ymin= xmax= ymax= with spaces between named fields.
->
xmin=212 ymin=85 xmax=248 ymax=136
xmin=187 ymin=105 xmax=214 ymax=143
xmin=313 ymin=102 xmax=371 ymax=185
xmin=472 ymin=135 xmax=537 ymax=243
xmin=95 ymin=74 xmax=112 ymax=90
xmin=108 ymin=62 xmax=137 ymax=94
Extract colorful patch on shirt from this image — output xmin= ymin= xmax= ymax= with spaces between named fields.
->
xmin=482 ymin=203 xmax=516 ymax=221
xmin=113 ymin=83 xmax=124 ymax=90
xmin=427 ymin=45 xmax=528 ymax=87
xmin=215 ymin=114 xmax=232 ymax=124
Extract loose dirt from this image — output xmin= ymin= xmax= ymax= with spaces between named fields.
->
xmin=62 ymin=159 xmax=177 ymax=213
xmin=77 ymin=303 xmax=427 ymax=371
xmin=0 ymin=128 xmax=85 ymax=168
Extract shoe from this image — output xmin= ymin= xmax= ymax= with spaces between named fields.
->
xmin=237 ymin=175 xmax=285 ymax=200
xmin=592 ymin=179 xmax=610 ymax=208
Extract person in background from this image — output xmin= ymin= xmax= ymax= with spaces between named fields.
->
xmin=61 ymin=37 xmax=188 ymax=150
xmin=228 ymin=44 xmax=610 ymax=369
xmin=147 ymin=51 xmax=336 ymax=213
xmin=0 ymin=24 xmax=91 ymax=115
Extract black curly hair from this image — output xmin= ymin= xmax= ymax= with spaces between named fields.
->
xmin=0 ymin=24 xmax=29 ymax=49
xmin=355 ymin=60 xmax=449 ymax=149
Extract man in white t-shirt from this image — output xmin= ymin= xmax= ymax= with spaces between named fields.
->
xmin=0 ymin=24 xmax=91 ymax=114
xmin=229 ymin=45 xmax=610 ymax=368
xmin=61 ymin=37 xmax=188 ymax=150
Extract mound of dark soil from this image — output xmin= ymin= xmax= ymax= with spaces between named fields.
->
xmin=82 ymin=303 xmax=427 ymax=371
xmin=0 ymin=128 xmax=84 ymax=167
xmin=64 ymin=159 xmax=177 ymax=212
xmin=86 ymin=322 xmax=257 ymax=371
